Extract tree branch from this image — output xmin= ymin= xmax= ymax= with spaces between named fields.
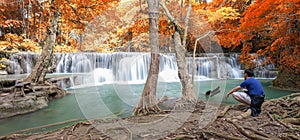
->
xmin=159 ymin=0 xmax=182 ymax=33
xmin=182 ymin=0 xmax=192 ymax=47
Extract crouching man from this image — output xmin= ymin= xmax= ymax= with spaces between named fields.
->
xmin=226 ymin=69 xmax=265 ymax=117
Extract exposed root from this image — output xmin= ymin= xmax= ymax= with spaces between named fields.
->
xmin=228 ymin=120 xmax=269 ymax=140
xmin=266 ymin=111 xmax=275 ymax=121
xmin=202 ymin=130 xmax=243 ymax=140
xmin=287 ymin=134 xmax=300 ymax=140
xmin=133 ymin=105 xmax=160 ymax=116
xmin=218 ymin=106 xmax=231 ymax=118
xmin=276 ymin=117 xmax=293 ymax=129
xmin=10 ymin=119 xmax=81 ymax=135
xmin=71 ymin=123 xmax=79 ymax=133
xmin=167 ymin=134 xmax=196 ymax=139
xmin=259 ymin=122 xmax=281 ymax=128
xmin=173 ymin=97 xmax=197 ymax=110
xmin=243 ymin=126 xmax=281 ymax=140
xmin=282 ymin=118 xmax=300 ymax=125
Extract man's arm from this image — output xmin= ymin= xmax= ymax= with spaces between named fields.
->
xmin=225 ymin=86 xmax=242 ymax=100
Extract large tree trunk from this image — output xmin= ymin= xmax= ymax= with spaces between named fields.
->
xmin=160 ymin=0 xmax=196 ymax=102
xmin=133 ymin=0 xmax=160 ymax=115
xmin=174 ymin=32 xmax=196 ymax=102
xmin=24 ymin=13 xmax=58 ymax=84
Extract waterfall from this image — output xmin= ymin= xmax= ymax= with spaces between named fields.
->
xmin=7 ymin=52 xmax=277 ymax=87
xmin=9 ymin=52 xmax=39 ymax=74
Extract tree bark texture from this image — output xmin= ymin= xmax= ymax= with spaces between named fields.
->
xmin=174 ymin=32 xmax=196 ymax=102
xmin=24 ymin=13 xmax=58 ymax=84
xmin=133 ymin=0 xmax=160 ymax=115
xmin=160 ymin=0 xmax=196 ymax=102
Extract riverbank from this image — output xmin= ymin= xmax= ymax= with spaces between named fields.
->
xmin=1 ymin=93 xmax=299 ymax=139
xmin=0 ymin=76 xmax=72 ymax=119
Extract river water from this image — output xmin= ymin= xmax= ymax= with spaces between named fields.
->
xmin=0 ymin=79 xmax=292 ymax=136
xmin=0 ymin=52 xmax=288 ymax=136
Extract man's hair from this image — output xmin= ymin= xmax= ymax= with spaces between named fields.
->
xmin=245 ymin=69 xmax=254 ymax=77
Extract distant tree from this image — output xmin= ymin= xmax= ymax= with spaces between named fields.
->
xmin=23 ymin=0 xmax=120 ymax=83
xmin=0 ymin=0 xmax=120 ymax=52
xmin=229 ymin=0 xmax=299 ymax=88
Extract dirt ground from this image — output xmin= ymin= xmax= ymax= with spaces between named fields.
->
xmin=1 ymin=93 xmax=300 ymax=140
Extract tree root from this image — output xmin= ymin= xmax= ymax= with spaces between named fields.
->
xmin=71 ymin=122 xmax=79 ymax=133
xmin=85 ymin=127 xmax=95 ymax=134
xmin=282 ymin=118 xmax=300 ymax=125
xmin=287 ymin=133 xmax=300 ymax=140
xmin=11 ymin=119 xmax=81 ymax=134
xmin=202 ymin=130 xmax=243 ymax=140
xmin=266 ymin=111 xmax=276 ymax=121
xmin=168 ymin=134 xmax=196 ymax=139
xmin=133 ymin=105 xmax=160 ymax=116
xmin=243 ymin=126 xmax=281 ymax=140
xmin=173 ymin=98 xmax=196 ymax=111
xmin=286 ymin=93 xmax=300 ymax=98
xmin=259 ymin=122 xmax=281 ymax=128
xmin=218 ymin=106 xmax=231 ymax=118
xmin=275 ymin=118 xmax=293 ymax=129
xmin=227 ymin=119 xmax=270 ymax=140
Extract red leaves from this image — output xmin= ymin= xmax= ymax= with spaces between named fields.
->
xmin=221 ymin=0 xmax=300 ymax=74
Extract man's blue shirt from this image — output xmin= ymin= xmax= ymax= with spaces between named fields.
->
xmin=240 ymin=77 xmax=264 ymax=96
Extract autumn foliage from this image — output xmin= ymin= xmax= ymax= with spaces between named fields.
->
xmin=232 ymin=0 xmax=299 ymax=73
xmin=0 ymin=0 xmax=299 ymax=74
xmin=0 ymin=0 xmax=120 ymax=53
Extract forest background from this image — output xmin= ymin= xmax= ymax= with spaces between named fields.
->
xmin=0 ymin=0 xmax=299 ymax=90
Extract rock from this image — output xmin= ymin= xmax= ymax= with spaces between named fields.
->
xmin=0 ymin=70 xmax=8 ymax=75
xmin=1 ymin=60 xmax=23 ymax=74
xmin=0 ymin=77 xmax=68 ymax=119
xmin=0 ymin=78 xmax=16 ymax=84
xmin=273 ymin=69 xmax=300 ymax=91
xmin=36 ymin=97 xmax=48 ymax=109
xmin=0 ymin=102 xmax=14 ymax=110
xmin=0 ymin=95 xmax=49 ymax=119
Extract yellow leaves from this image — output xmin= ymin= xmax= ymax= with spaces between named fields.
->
xmin=97 ymin=44 xmax=115 ymax=52
xmin=4 ymin=33 xmax=22 ymax=42
xmin=1 ymin=58 xmax=7 ymax=69
xmin=53 ymin=44 xmax=76 ymax=53
xmin=21 ymin=39 xmax=41 ymax=52
xmin=215 ymin=7 xmax=240 ymax=20
xmin=1 ymin=34 xmax=41 ymax=52
xmin=0 ymin=41 xmax=10 ymax=46
xmin=0 ymin=63 xmax=6 ymax=69
xmin=194 ymin=6 xmax=240 ymax=23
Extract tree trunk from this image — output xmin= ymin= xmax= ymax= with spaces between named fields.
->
xmin=174 ymin=32 xmax=196 ymax=102
xmin=160 ymin=0 xmax=196 ymax=102
xmin=24 ymin=12 xmax=58 ymax=84
xmin=133 ymin=0 xmax=160 ymax=115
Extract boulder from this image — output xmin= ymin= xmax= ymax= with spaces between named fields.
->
xmin=1 ymin=60 xmax=23 ymax=74
xmin=0 ymin=70 xmax=8 ymax=75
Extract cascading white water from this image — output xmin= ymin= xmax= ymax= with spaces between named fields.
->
xmin=8 ymin=52 xmax=276 ymax=87
xmin=9 ymin=52 xmax=39 ymax=74
xmin=115 ymin=53 xmax=150 ymax=84
xmin=58 ymin=53 xmax=243 ymax=86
